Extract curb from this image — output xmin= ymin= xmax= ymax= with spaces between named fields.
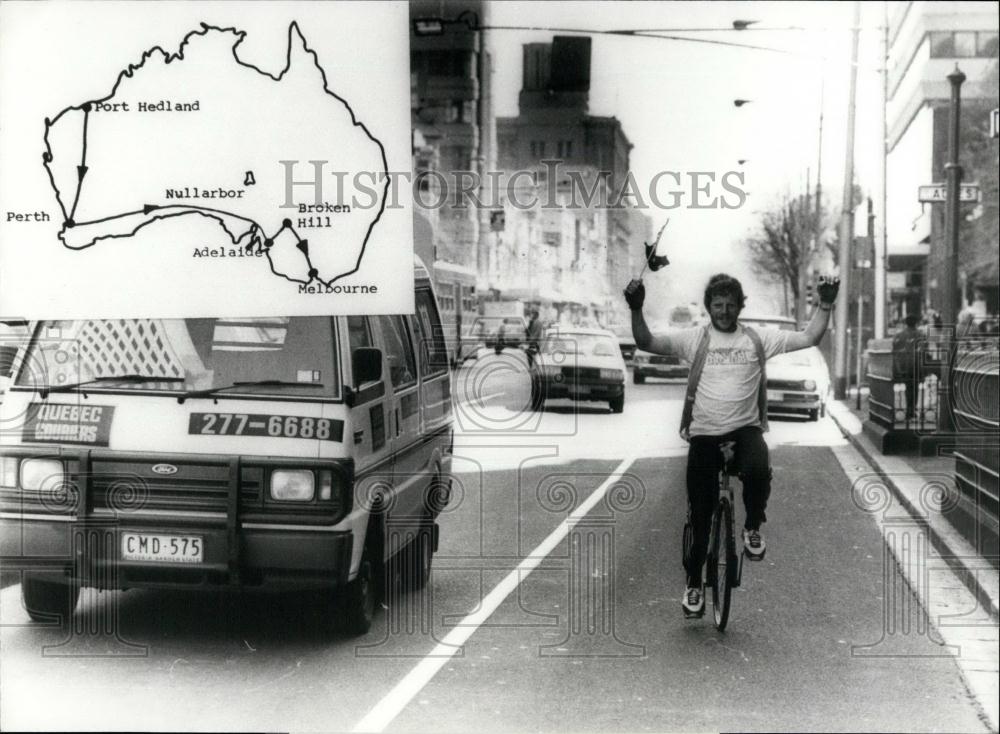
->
xmin=828 ymin=401 xmax=1000 ymax=622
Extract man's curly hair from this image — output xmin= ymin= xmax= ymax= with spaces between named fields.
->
xmin=703 ymin=273 xmax=747 ymax=311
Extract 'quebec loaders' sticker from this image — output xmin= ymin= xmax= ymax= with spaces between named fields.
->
xmin=188 ymin=413 xmax=344 ymax=442
xmin=22 ymin=403 xmax=114 ymax=446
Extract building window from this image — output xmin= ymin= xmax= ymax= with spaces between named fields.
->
xmin=978 ymin=31 xmax=999 ymax=57
xmin=427 ymin=50 xmax=467 ymax=77
xmin=930 ymin=31 xmax=1000 ymax=58
xmin=954 ymin=31 xmax=976 ymax=57
xmin=930 ymin=32 xmax=955 ymax=57
xmin=557 ymin=140 xmax=573 ymax=158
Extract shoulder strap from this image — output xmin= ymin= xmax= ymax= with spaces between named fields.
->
xmin=678 ymin=325 xmax=712 ymax=439
xmin=742 ymin=325 xmax=769 ymax=433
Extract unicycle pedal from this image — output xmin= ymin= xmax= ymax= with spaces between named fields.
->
xmin=683 ymin=605 xmax=705 ymax=620
xmin=743 ymin=547 xmax=766 ymax=562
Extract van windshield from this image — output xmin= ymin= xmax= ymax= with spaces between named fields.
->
xmin=16 ymin=318 xmax=340 ymax=400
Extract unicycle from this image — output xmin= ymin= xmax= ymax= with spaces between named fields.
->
xmin=705 ymin=440 xmax=743 ymax=631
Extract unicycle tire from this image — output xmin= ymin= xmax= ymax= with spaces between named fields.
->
xmin=710 ymin=498 xmax=737 ymax=631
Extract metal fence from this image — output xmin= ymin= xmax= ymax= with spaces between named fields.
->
xmin=952 ymin=338 xmax=999 ymax=564
xmin=865 ymin=337 xmax=939 ymax=432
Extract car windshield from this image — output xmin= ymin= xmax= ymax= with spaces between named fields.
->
xmin=16 ymin=318 xmax=340 ymax=399
xmin=743 ymin=319 xmax=796 ymax=332
xmin=468 ymin=317 xmax=523 ymax=336
xmin=769 ymin=349 xmax=815 ymax=367
xmin=542 ymin=334 xmax=618 ymax=357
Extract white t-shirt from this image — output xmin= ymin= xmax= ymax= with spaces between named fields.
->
xmin=661 ymin=324 xmax=790 ymax=437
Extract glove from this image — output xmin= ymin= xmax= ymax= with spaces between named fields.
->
xmin=644 ymin=242 xmax=669 ymax=272
xmin=624 ymin=279 xmax=645 ymax=311
xmin=817 ymin=275 xmax=840 ymax=305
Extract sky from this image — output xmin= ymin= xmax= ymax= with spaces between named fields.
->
xmin=486 ymin=1 xmax=887 ymax=315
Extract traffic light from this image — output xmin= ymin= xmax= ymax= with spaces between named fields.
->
xmin=806 ymin=280 xmax=815 ymax=306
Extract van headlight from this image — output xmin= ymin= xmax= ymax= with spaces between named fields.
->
xmin=20 ymin=458 xmax=64 ymax=491
xmin=270 ymin=470 xmax=315 ymax=501
xmin=803 ymin=379 xmax=817 ymax=391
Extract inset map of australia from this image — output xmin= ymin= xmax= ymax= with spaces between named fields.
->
xmin=42 ymin=22 xmax=389 ymax=286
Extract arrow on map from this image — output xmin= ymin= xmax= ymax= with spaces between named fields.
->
xmin=143 ymin=204 xmax=159 ymax=215
xmin=296 ymin=240 xmax=310 ymax=256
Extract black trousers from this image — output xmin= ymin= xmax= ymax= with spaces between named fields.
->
xmin=683 ymin=426 xmax=771 ymax=588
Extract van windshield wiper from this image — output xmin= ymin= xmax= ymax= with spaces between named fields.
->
xmin=38 ymin=374 xmax=185 ymax=399
xmin=176 ymin=380 xmax=324 ymax=404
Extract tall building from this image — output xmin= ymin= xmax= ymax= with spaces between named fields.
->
xmin=496 ymin=37 xmax=646 ymax=325
xmin=886 ymin=1 xmax=999 ymax=323
xmin=409 ymin=0 xmax=494 ymax=272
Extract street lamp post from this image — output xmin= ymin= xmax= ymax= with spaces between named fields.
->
xmin=833 ymin=0 xmax=861 ymax=401
xmin=939 ymin=65 xmax=966 ymax=434
xmin=942 ymin=66 xmax=966 ymax=333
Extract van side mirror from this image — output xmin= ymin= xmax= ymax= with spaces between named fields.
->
xmin=353 ymin=347 xmax=383 ymax=386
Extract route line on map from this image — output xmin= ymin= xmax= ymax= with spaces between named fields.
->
xmin=41 ymin=21 xmax=391 ymax=289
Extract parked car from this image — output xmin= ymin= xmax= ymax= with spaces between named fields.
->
xmin=741 ymin=314 xmax=797 ymax=332
xmin=632 ymin=348 xmax=690 ymax=382
xmin=459 ymin=316 xmax=527 ymax=362
xmin=530 ymin=327 xmax=626 ymax=413
xmin=612 ymin=325 xmax=637 ymax=365
xmin=766 ymin=346 xmax=831 ymax=421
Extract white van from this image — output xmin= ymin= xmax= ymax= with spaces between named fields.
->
xmin=0 ymin=259 xmax=453 ymax=634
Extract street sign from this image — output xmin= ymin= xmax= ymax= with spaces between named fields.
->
xmin=991 ymin=108 xmax=999 ymax=139
xmin=917 ymin=183 xmax=981 ymax=203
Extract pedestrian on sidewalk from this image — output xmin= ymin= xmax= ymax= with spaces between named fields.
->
xmin=892 ymin=314 xmax=921 ymax=421
xmin=525 ymin=309 xmax=542 ymax=368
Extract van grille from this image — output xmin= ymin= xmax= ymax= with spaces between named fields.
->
xmin=89 ymin=458 xmax=262 ymax=514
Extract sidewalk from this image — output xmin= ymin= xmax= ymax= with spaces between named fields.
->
xmin=829 ymin=396 xmax=999 ymax=732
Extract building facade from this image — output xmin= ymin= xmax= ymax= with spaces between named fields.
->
xmin=496 ymin=37 xmax=648 ymax=326
xmin=409 ymin=0 xmax=494 ymax=273
xmin=886 ymin=1 xmax=999 ymax=325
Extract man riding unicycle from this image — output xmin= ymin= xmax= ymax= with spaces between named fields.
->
xmin=624 ymin=271 xmax=839 ymax=617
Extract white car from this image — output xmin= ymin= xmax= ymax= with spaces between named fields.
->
xmin=766 ymin=346 xmax=831 ymax=421
xmin=530 ymin=327 xmax=627 ymax=413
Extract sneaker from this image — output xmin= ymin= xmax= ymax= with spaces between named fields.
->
xmin=682 ymin=585 xmax=704 ymax=618
xmin=743 ymin=528 xmax=766 ymax=560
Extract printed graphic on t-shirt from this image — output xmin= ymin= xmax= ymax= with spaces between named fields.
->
xmin=705 ymin=347 xmax=755 ymax=366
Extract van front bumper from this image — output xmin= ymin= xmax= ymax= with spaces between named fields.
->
xmin=0 ymin=515 xmax=353 ymax=591
xmin=0 ymin=447 xmax=357 ymax=591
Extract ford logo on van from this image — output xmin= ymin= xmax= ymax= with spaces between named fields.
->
xmin=151 ymin=464 xmax=178 ymax=476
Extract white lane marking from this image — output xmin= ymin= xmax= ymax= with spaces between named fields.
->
xmin=351 ymin=454 xmax=638 ymax=733
xmin=456 ymin=390 xmax=506 ymax=408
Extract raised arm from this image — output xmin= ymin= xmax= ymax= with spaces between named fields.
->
xmin=784 ymin=276 xmax=840 ymax=352
xmin=624 ymin=279 xmax=674 ymax=355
